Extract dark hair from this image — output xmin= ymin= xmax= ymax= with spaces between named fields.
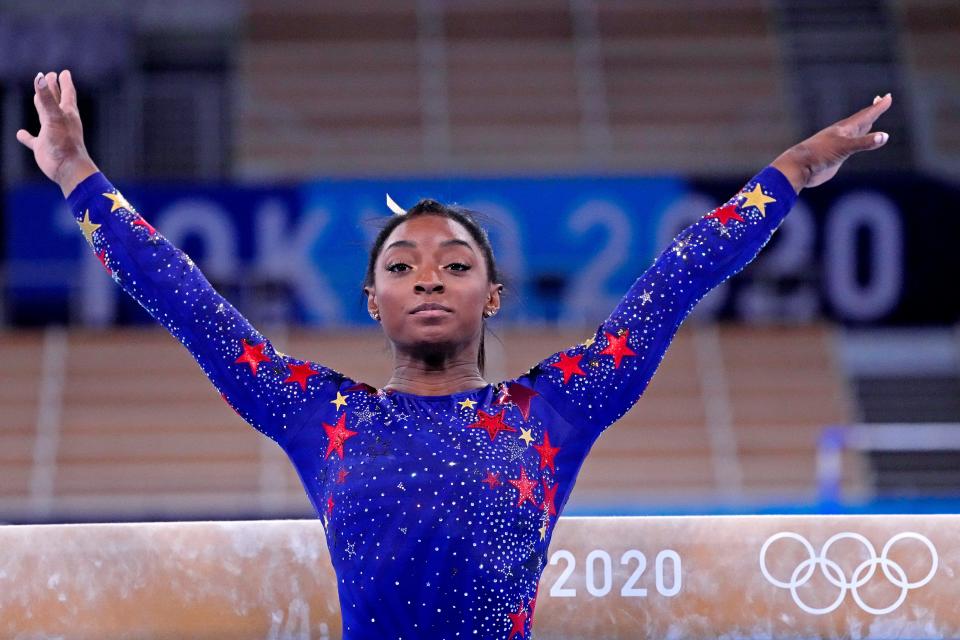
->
xmin=362 ymin=198 xmax=503 ymax=375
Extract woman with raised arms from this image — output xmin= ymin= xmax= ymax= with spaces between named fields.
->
xmin=17 ymin=69 xmax=890 ymax=639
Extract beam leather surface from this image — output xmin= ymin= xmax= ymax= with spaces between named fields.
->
xmin=0 ymin=515 xmax=953 ymax=639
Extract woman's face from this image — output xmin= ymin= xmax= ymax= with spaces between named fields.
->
xmin=365 ymin=215 xmax=501 ymax=353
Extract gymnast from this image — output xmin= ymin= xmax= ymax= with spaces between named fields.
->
xmin=17 ymin=69 xmax=890 ymax=639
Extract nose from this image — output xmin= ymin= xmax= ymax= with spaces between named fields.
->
xmin=414 ymin=269 xmax=444 ymax=293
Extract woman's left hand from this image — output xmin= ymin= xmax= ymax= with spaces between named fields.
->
xmin=771 ymin=93 xmax=892 ymax=193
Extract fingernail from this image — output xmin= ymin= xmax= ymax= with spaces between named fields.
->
xmin=38 ymin=74 xmax=46 ymax=88
xmin=873 ymin=96 xmax=881 ymax=104
xmin=885 ymin=92 xmax=891 ymax=99
xmin=875 ymin=132 xmax=889 ymax=145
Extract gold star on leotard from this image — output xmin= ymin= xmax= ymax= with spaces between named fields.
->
xmin=102 ymin=191 xmax=133 ymax=213
xmin=331 ymin=391 xmax=348 ymax=410
xmin=739 ymin=183 xmax=776 ymax=218
xmin=458 ymin=398 xmax=477 ymax=410
xmin=77 ymin=209 xmax=101 ymax=245
xmin=639 ymin=289 xmax=652 ymax=305
xmin=519 ymin=427 xmax=534 ymax=446
xmin=581 ymin=335 xmax=595 ymax=348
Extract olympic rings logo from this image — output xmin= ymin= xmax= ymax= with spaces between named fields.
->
xmin=758 ymin=531 xmax=938 ymax=615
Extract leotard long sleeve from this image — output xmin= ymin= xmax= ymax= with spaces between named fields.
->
xmin=66 ymin=166 xmax=796 ymax=639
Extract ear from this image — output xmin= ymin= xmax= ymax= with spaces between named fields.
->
xmin=364 ymin=286 xmax=379 ymax=318
xmin=485 ymin=283 xmax=503 ymax=315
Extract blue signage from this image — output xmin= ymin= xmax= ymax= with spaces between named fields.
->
xmin=5 ymin=173 xmax=959 ymax=326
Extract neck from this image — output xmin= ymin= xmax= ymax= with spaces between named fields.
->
xmin=383 ymin=342 xmax=487 ymax=396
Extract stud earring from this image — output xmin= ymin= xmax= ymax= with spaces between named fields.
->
xmin=371 ymin=311 xmax=380 ymax=321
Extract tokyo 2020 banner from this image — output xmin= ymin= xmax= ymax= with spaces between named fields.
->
xmin=6 ymin=173 xmax=959 ymax=326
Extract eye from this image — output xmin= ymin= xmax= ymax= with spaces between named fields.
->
xmin=447 ymin=263 xmax=471 ymax=272
xmin=386 ymin=262 xmax=410 ymax=273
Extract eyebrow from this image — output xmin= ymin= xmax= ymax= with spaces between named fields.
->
xmin=384 ymin=239 xmax=474 ymax=252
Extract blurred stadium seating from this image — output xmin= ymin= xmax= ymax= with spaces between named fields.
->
xmin=237 ymin=0 xmax=799 ymax=176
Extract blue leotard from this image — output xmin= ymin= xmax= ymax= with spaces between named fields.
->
xmin=66 ymin=167 xmax=796 ymax=639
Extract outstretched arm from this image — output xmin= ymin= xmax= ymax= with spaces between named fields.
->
xmin=514 ymin=95 xmax=893 ymax=439
xmin=16 ymin=70 xmax=351 ymax=447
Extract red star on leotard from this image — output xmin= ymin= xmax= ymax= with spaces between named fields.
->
xmin=541 ymin=478 xmax=558 ymax=517
xmin=704 ymin=202 xmax=744 ymax=227
xmin=481 ymin=470 xmax=501 ymax=489
xmin=508 ymin=467 xmax=538 ymax=508
xmin=550 ymin=352 xmax=586 ymax=384
xmin=336 ymin=468 xmax=349 ymax=484
xmin=598 ymin=329 xmax=636 ymax=368
xmin=507 ymin=601 xmax=528 ymax=639
xmin=234 ymin=338 xmax=271 ymax=375
xmin=326 ymin=494 xmax=334 ymax=516
xmin=283 ymin=361 xmax=320 ymax=390
xmin=495 ymin=382 xmax=540 ymax=421
xmin=132 ymin=216 xmax=156 ymax=235
xmin=532 ymin=430 xmax=561 ymax=474
xmin=322 ymin=413 xmax=358 ymax=460
xmin=466 ymin=409 xmax=517 ymax=442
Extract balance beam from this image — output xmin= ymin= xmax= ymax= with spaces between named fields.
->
xmin=0 ymin=515 xmax=952 ymax=638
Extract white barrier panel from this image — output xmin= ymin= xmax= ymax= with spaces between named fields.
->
xmin=0 ymin=515 xmax=954 ymax=638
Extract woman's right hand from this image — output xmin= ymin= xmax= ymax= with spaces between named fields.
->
xmin=16 ymin=70 xmax=99 ymax=197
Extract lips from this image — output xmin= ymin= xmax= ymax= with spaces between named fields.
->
xmin=410 ymin=302 xmax=452 ymax=314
